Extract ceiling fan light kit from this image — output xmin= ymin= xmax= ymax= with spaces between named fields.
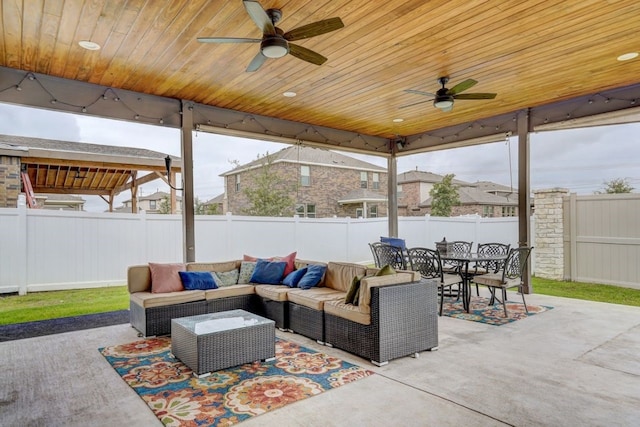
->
xmin=261 ymin=37 xmax=288 ymax=58
xmin=403 ymin=76 xmax=497 ymax=112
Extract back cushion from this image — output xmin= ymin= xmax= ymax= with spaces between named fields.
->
xmin=149 ymin=262 xmax=186 ymax=293
xmin=324 ymin=262 xmax=368 ymax=292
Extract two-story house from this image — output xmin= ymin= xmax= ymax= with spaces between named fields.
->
xmin=117 ymin=191 xmax=182 ymax=214
xmin=398 ymin=170 xmax=518 ymax=217
xmin=220 ymin=146 xmax=387 ymax=218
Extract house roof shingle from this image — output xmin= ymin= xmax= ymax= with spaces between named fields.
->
xmin=221 ymin=145 xmax=385 ymax=176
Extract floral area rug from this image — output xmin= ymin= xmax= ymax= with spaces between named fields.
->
xmin=441 ymin=295 xmax=553 ymax=326
xmin=99 ymin=337 xmax=373 ymax=426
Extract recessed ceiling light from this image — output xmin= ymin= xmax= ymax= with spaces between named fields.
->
xmin=283 ymin=91 xmax=297 ymax=97
xmin=392 ymin=118 xmax=404 ymax=123
xmin=79 ymin=40 xmax=101 ymax=51
xmin=617 ymin=52 xmax=638 ymax=61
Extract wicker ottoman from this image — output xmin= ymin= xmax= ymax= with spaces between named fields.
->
xmin=171 ymin=309 xmax=275 ymax=376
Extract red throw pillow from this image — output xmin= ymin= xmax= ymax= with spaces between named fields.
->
xmin=149 ymin=263 xmax=186 ymax=293
xmin=274 ymin=251 xmax=297 ymax=276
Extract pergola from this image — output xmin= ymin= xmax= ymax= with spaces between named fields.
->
xmin=1 ymin=134 xmax=183 ymax=213
xmin=1 ymin=1 xmax=639 ymax=291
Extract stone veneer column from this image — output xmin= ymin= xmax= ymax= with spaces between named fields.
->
xmin=0 ymin=155 xmax=21 ymax=208
xmin=533 ymin=188 xmax=569 ymax=280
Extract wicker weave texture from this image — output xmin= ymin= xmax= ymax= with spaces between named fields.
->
xmin=171 ymin=312 xmax=275 ymax=375
xmin=288 ymin=303 xmax=324 ymax=341
xmin=258 ymin=298 xmax=288 ymax=329
xmin=325 ymin=279 xmax=438 ymax=364
xmin=131 ymin=300 xmax=208 ymax=337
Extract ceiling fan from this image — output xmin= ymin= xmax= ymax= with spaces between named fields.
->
xmin=197 ymin=0 xmax=344 ymax=72
xmin=402 ymin=77 xmax=497 ymax=112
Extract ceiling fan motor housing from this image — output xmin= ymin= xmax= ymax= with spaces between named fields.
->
xmin=261 ymin=37 xmax=289 ymax=58
xmin=434 ymin=88 xmax=454 ymax=109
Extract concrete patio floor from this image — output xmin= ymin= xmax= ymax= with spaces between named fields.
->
xmin=1 ymin=290 xmax=639 ymax=426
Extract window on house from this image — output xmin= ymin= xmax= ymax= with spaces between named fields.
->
xmin=397 ymin=184 xmax=403 ymax=194
xmin=372 ymin=173 xmax=380 ymax=189
xmin=150 ymin=200 xmax=156 ymax=210
xmin=369 ymin=205 xmax=378 ymax=218
xmin=483 ymin=206 xmax=495 ymax=217
xmin=502 ymin=206 xmax=516 ymax=217
xmin=295 ymin=203 xmax=316 ymax=218
xmin=356 ymin=207 xmax=364 ymax=218
xmin=300 ymin=165 xmax=310 ymax=186
xmin=235 ymin=175 xmax=240 ymax=192
xmin=360 ymin=172 xmax=368 ymax=188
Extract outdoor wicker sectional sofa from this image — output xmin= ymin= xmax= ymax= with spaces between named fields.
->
xmin=127 ymin=259 xmax=439 ymax=365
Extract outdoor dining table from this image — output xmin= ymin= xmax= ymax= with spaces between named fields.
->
xmin=438 ymin=252 xmax=508 ymax=312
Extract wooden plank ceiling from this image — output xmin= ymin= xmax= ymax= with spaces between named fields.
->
xmin=1 ymin=0 xmax=639 ymax=141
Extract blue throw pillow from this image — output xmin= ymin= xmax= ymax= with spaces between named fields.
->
xmin=282 ymin=268 xmax=307 ymax=288
xmin=178 ymin=271 xmax=217 ymax=290
xmin=250 ymin=260 xmax=287 ymax=285
xmin=297 ymin=264 xmax=327 ymax=289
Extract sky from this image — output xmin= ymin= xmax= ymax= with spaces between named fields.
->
xmin=1 ymin=102 xmax=638 ymax=212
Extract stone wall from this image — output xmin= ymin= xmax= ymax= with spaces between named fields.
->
xmin=0 ymin=155 xmax=21 ymax=208
xmin=533 ymin=188 xmax=569 ymax=280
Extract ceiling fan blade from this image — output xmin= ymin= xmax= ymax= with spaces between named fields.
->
xmin=284 ymin=17 xmax=345 ymax=41
xmin=447 ymin=79 xmax=477 ymax=95
xmin=399 ymin=99 xmax=433 ymax=109
xmin=197 ymin=37 xmax=261 ymax=43
xmin=454 ymin=93 xmax=497 ymax=100
xmin=243 ymin=0 xmax=275 ymax=35
xmin=246 ymin=52 xmax=267 ymax=72
xmin=288 ymin=43 xmax=327 ymax=65
xmin=404 ymin=89 xmax=437 ymax=97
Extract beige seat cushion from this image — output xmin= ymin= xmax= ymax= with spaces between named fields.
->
xmin=324 ymin=299 xmax=371 ymax=325
xmin=287 ymin=288 xmax=345 ymax=310
xmin=474 ymin=273 xmax=520 ymax=288
xmin=204 ymin=284 xmax=255 ymax=300
xmin=254 ymin=285 xmax=291 ymax=302
xmin=358 ymin=272 xmax=419 ymax=314
xmin=130 ymin=290 xmax=205 ymax=309
xmin=324 ymin=262 xmax=368 ymax=292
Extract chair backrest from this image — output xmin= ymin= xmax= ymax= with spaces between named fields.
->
xmin=477 ymin=243 xmax=511 ymax=273
xmin=369 ymin=242 xmax=384 ymax=267
xmin=374 ymin=242 xmax=407 ymax=270
xmin=380 ymin=236 xmax=407 ymax=251
xmin=503 ymin=247 xmax=534 ymax=281
xmin=407 ymin=247 xmax=442 ymax=280
xmin=450 ymin=241 xmax=473 ymax=254
xmin=443 ymin=240 xmax=473 ymax=269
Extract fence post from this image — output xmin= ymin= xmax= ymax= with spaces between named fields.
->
xmin=17 ymin=196 xmax=28 ymax=295
xmin=569 ymin=192 xmax=577 ymax=281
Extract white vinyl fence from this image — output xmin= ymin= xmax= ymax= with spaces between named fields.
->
xmin=0 ymin=205 xmax=525 ymax=294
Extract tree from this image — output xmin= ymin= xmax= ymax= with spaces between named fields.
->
xmin=429 ymin=174 xmax=460 ymax=217
xmin=195 ymin=197 xmax=219 ymax=215
xmin=596 ymin=178 xmax=634 ymax=194
xmin=157 ymin=195 xmax=171 ymax=214
xmin=242 ymin=153 xmax=293 ymax=217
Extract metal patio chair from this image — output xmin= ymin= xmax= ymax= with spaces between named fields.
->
xmin=472 ymin=247 xmax=534 ymax=318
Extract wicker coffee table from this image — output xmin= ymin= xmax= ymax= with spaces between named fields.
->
xmin=171 ymin=309 xmax=275 ymax=376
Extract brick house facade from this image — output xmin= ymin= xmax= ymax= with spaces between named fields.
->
xmin=221 ymin=146 xmax=387 ymax=218
xmin=398 ymin=170 xmax=518 ymax=217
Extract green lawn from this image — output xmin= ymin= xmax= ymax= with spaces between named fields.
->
xmin=0 ymin=278 xmax=639 ymax=326
xmin=0 ymin=286 xmax=129 ymax=326
xmin=531 ymin=277 xmax=640 ymax=307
